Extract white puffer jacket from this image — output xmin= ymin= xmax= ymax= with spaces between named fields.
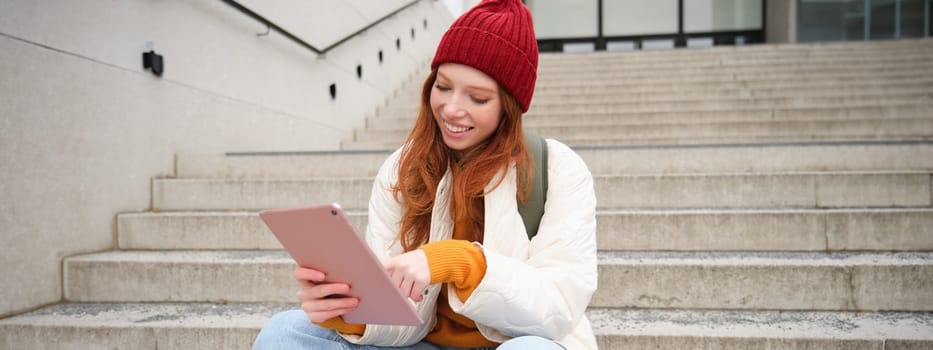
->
xmin=340 ymin=139 xmax=599 ymax=350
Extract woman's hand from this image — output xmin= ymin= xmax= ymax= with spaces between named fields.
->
xmin=384 ymin=249 xmax=431 ymax=302
xmin=294 ymin=267 xmax=360 ymax=323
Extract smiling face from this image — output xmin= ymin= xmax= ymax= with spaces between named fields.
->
xmin=430 ymin=63 xmax=503 ymax=153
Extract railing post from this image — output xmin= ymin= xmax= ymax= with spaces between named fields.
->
xmin=895 ymin=0 xmax=901 ymax=39
xmin=596 ymin=0 xmax=606 ymax=51
xmin=925 ymin=0 xmax=930 ymax=37
xmin=675 ymin=0 xmax=687 ymax=47
xmin=864 ymin=0 xmax=871 ymax=40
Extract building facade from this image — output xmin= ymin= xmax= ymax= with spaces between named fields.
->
xmin=515 ymin=0 xmax=932 ymax=52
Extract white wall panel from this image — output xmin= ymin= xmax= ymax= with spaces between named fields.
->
xmin=0 ymin=0 xmax=451 ymax=317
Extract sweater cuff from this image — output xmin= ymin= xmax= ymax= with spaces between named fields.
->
xmin=315 ymin=317 xmax=366 ymax=336
xmin=421 ymin=239 xmax=487 ymax=302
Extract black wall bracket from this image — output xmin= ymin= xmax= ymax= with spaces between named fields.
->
xmin=142 ymin=50 xmax=164 ymax=77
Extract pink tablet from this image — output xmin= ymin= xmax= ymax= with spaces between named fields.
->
xmin=259 ymin=203 xmax=424 ymax=326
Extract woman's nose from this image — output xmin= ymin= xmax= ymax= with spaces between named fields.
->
xmin=443 ymin=96 xmax=466 ymax=117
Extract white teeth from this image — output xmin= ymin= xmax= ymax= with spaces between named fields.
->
xmin=444 ymin=121 xmax=472 ymax=133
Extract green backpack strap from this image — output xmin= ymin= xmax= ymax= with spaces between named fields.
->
xmin=518 ymin=132 xmax=548 ymax=240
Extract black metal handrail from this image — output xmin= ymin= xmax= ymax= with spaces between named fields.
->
xmin=219 ymin=0 xmax=421 ymax=55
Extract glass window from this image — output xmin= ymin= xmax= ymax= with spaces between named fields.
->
xmin=603 ymin=0 xmax=679 ymax=36
xmin=900 ymin=0 xmax=927 ymax=38
xmin=798 ymin=0 xmax=866 ymax=42
xmin=870 ymin=0 xmax=898 ymax=39
xmin=525 ymin=0 xmax=598 ymax=39
xmin=799 ymin=0 xmax=930 ymax=42
xmin=684 ymin=0 xmax=763 ymax=33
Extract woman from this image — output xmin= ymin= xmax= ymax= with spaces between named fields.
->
xmin=253 ymin=0 xmax=597 ymax=348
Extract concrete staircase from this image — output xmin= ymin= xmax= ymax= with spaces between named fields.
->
xmin=3 ymin=39 xmax=933 ymax=349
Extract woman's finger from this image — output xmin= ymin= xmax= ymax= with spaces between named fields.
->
xmin=397 ymin=274 xmax=415 ymax=300
xmin=306 ymin=309 xmax=349 ymax=323
xmin=299 ymin=296 xmax=360 ymax=323
xmin=388 ymin=264 xmax=421 ymax=301
xmin=410 ymin=278 xmax=428 ymax=302
xmin=297 ymin=283 xmax=351 ymax=301
xmin=300 ymin=297 xmax=359 ymax=314
xmin=293 ymin=267 xmax=326 ymax=284
xmin=386 ymin=265 xmax=405 ymax=295
xmin=384 ymin=250 xmax=431 ymax=301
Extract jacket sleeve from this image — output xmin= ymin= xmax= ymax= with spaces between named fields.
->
xmin=315 ymin=317 xmax=365 ymax=335
xmin=449 ymin=140 xmax=599 ymax=340
xmin=363 ymin=148 xmax=405 ymax=263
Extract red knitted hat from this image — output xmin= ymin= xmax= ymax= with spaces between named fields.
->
xmin=432 ymin=0 xmax=538 ymax=112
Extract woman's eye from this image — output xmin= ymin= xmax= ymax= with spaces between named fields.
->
xmin=471 ymin=97 xmax=489 ymax=104
xmin=435 ymin=85 xmax=451 ymax=92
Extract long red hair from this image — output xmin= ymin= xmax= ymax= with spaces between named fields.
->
xmin=392 ymin=69 xmax=532 ymax=251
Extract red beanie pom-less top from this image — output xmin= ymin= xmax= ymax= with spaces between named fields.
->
xmin=431 ymin=0 xmax=539 ymax=113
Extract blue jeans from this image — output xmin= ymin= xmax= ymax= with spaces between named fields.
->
xmin=253 ymin=310 xmax=564 ymax=350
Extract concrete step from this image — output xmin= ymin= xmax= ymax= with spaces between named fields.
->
xmin=576 ymin=141 xmax=933 ymax=174
xmin=118 ymin=211 xmax=289 ymax=250
xmin=177 ymin=151 xmax=392 ymax=179
xmin=118 ymin=208 xmax=933 ymax=252
xmin=533 ymin=93 xmax=933 ymax=113
xmin=540 ymin=59 xmax=933 ymax=79
xmin=367 ymin=103 xmax=933 ymax=131
xmin=531 ymin=117 xmax=933 ymax=140
xmin=529 ymin=85 xmax=933 ymax=106
xmin=593 ymin=251 xmax=933 ymax=311
xmin=538 ymin=39 xmax=933 ymax=65
xmin=539 ymin=53 xmax=933 ymax=74
xmin=538 ymin=42 xmax=933 ymax=67
xmin=533 ymin=72 xmax=933 ymax=94
xmin=0 ymin=302 xmax=287 ymax=350
xmin=541 ymin=47 xmax=933 ymax=63
xmin=538 ymin=40 xmax=933 ymax=61
xmin=354 ymin=117 xmax=933 ymax=146
xmin=377 ymin=93 xmax=933 ymax=118
xmin=536 ymin=66 xmax=933 ymax=87
xmin=538 ymin=59 xmax=933 ymax=81
xmin=152 ymin=177 xmax=373 ymax=211
xmin=179 ymin=141 xmax=933 ymax=179
xmin=540 ymin=49 xmax=933 ymax=65
xmin=63 ymin=250 xmax=933 ymax=311
xmin=535 ymin=70 xmax=933 ymax=90
xmin=344 ymin=134 xmax=933 ymax=150
xmin=372 ymin=102 xmax=933 ymax=127
xmin=597 ymin=208 xmax=933 ymax=252
xmin=539 ymin=44 xmax=933 ymax=61
xmin=589 ymin=308 xmax=933 ymax=349
xmin=6 ymin=303 xmax=931 ymax=349
xmin=378 ymin=76 xmax=933 ymax=115
xmin=539 ymin=69 xmax=933 ymax=85
xmin=564 ymin=135 xmax=933 ymax=148
xmin=593 ymin=171 xmax=931 ymax=209
xmin=538 ymin=47 xmax=933 ymax=69
xmin=527 ymin=104 xmax=933 ymax=126
xmin=153 ymin=171 xmax=933 ymax=211
xmin=63 ymin=251 xmax=297 ymax=303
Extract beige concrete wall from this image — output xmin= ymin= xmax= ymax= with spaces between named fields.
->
xmin=0 ymin=0 xmax=452 ymax=317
